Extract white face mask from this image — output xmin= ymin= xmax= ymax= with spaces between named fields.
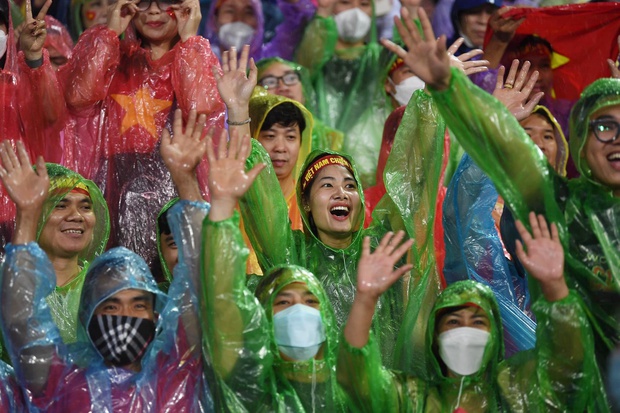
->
xmin=438 ymin=327 xmax=490 ymax=376
xmin=273 ymin=303 xmax=326 ymax=361
xmin=218 ymin=22 xmax=255 ymax=51
xmin=334 ymin=8 xmax=371 ymax=44
xmin=389 ymin=75 xmax=425 ymax=106
xmin=0 ymin=30 xmax=7 ymax=60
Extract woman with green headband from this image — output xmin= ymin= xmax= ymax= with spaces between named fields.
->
xmin=385 ymin=7 xmax=618 ymax=405
xmin=256 ymin=57 xmax=345 ymax=153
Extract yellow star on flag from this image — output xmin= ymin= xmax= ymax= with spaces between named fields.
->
xmin=111 ymin=87 xmax=173 ymax=138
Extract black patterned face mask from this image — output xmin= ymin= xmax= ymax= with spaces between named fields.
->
xmin=88 ymin=314 xmax=156 ymax=367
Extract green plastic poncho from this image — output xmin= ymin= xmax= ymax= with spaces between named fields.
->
xmin=201 ymin=212 xmax=348 ymax=412
xmin=338 ymin=280 xmax=598 ymax=412
xmin=40 ymin=163 xmax=110 ymax=344
xmin=294 ymin=8 xmax=393 ymax=186
xmin=156 ymin=197 xmax=180 ymax=293
xmin=256 ymin=57 xmax=345 ymax=152
xmin=240 ymin=89 xmax=446 ymax=368
xmin=429 ymin=69 xmax=620 ymax=369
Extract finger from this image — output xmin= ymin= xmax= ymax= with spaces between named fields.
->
xmin=36 ymin=0 xmax=53 ymax=20
xmin=25 ymin=0 xmax=33 ymax=21
xmin=221 ymin=50 xmax=230 ymax=73
xmin=217 ymin=128 xmax=228 ymax=159
xmin=392 ymin=237 xmax=414 ymax=263
xmin=391 ymin=263 xmax=414 ymax=281
xmin=465 ymin=66 xmax=488 ymax=75
xmin=505 ymin=59 xmax=519 ymax=86
xmin=362 ymin=235 xmax=371 ymax=257
xmin=229 ymin=46 xmax=238 ymax=71
xmin=495 ymin=65 xmax=505 ymax=90
xmin=204 ymin=128 xmax=216 ymax=164
xmin=35 ymin=155 xmax=48 ymax=180
xmin=161 ymin=128 xmax=172 ymax=149
xmin=521 ymin=69 xmax=538 ymax=99
xmin=523 ymin=91 xmax=544 ymax=114
xmin=238 ymin=44 xmax=250 ymax=73
xmin=211 ymin=65 xmax=222 ymax=81
xmin=238 ymin=133 xmax=252 ymax=161
xmin=435 ymin=35 xmax=448 ymax=62
xmin=4 ymin=141 xmax=20 ymax=171
xmin=381 ymin=38 xmax=408 ymax=61
xmin=417 ymin=8 xmax=436 ymax=45
xmin=248 ymin=57 xmax=258 ymax=85
xmin=172 ymin=108 xmax=184 ymax=137
xmin=537 ymin=213 xmax=551 ymax=239
xmin=185 ymin=108 xmax=198 ymax=138
xmin=386 ymin=230 xmax=406 ymax=254
xmin=16 ymin=141 xmax=32 ymax=170
xmin=0 ymin=141 xmax=14 ymax=172
xmin=447 ymin=37 xmax=464 ymax=55
xmin=194 ymin=113 xmax=207 ymax=140
xmin=458 ymin=48 xmax=483 ymax=62
xmin=245 ymin=162 xmax=266 ymax=186
xmin=515 ymin=239 xmax=527 ymax=263
xmin=528 ymin=211 xmax=542 ymax=239
xmin=514 ymin=60 xmax=530 ymax=90
xmin=514 ymin=218 xmax=533 ymax=244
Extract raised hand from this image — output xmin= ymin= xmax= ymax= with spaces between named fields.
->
xmin=0 ymin=140 xmax=49 ymax=212
xmin=607 ymin=35 xmax=620 ymax=79
xmin=488 ymin=7 xmax=524 ymax=44
xmin=213 ymin=44 xmax=257 ymax=112
xmin=19 ymin=0 xmax=52 ymax=62
xmin=492 ymin=59 xmax=543 ymax=121
xmin=172 ymin=0 xmax=201 ymax=42
xmin=515 ymin=212 xmax=568 ymax=302
xmin=107 ymin=0 xmax=138 ymax=36
xmin=447 ymin=38 xmax=489 ymax=76
xmin=356 ymin=231 xmax=414 ymax=301
xmin=382 ymin=7 xmax=451 ymax=91
xmin=205 ymin=129 xmax=265 ymax=221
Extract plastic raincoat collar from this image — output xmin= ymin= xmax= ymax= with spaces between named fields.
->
xmin=78 ymin=247 xmax=168 ymax=347
xmin=37 ymin=163 xmax=110 ymax=266
xmin=255 ymin=265 xmax=338 ymax=373
xmin=296 ymin=150 xmax=365 ymax=250
xmin=427 ymin=280 xmax=503 ymax=383
xmin=569 ymin=77 xmax=620 ymax=186
xmin=203 ymin=0 xmax=264 ymax=58
xmin=249 ymin=86 xmax=314 ymax=181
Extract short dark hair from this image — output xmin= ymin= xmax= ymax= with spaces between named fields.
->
xmin=261 ymin=102 xmax=306 ymax=134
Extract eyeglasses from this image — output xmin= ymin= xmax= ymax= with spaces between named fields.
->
xmin=258 ymin=72 xmax=300 ymax=89
xmin=136 ymin=0 xmax=179 ymax=12
xmin=589 ymin=118 xmax=620 ymax=143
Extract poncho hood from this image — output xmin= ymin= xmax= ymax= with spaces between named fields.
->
xmin=569 ymin=77 xmax=620 ymax=185
xmin=296 ymin=149 xmax=365 ymax=250
xmin=249 ymin=86 xmax=314 ymax=181
xmin=427 ymin=280 xmax=504 ymax=383
xmin=38 ymin=163 xmax=110 ymax=266
xmin=156 ymin=197 xmax=180 ymax=285
xmin=528 ymin=105 xmax=569 ymax=176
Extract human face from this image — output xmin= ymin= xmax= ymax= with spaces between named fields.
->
xmin=257 ymin=123 xmax=301 ymax=182
xmin=458 ymin=5 xmax=495 ymax=48
xmin=81 ymin=0 xmax=109 ymax=30
xmin=258 ymin=62 xmax=304 ymax=104
xmin=437 ymin=306 xmax=491 ymax=334
xmin=306 ymin=165 xmax=361 ymax=247
xmin=272 ymin=282 xmax=320 ymax=315
xmin=527 ymin=53 xmax=553 ymax=95
xmin=160 ymin=232 xmax=178 ymax=274
xmin=584 ymin=105 xmax=620 ymax=196
xmin=38 ymin=192 xmax=96 ymax=260
xmin=94 ymin=289 xmax=156 ymax=321
xmin=333 ymin=0 xmax=372 ymax=17
xmin=46 ymin=46 xmax=68 ymax=71
xmin=215 ymin=0 xmax=257 ymax=30
xmin=384 ymin=64 xmax=417 ymax=95
xmin=132 ymin=1 xmax=179 ymax=47
xmin=520 ymin=113 xmax=558 ymax=170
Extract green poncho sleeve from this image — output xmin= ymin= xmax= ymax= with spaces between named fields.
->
xmin=499 ymin=291 xmax=607 ymax=411
xmin=239 ymin=140 xmax=300 ymax=271
xmin=429 ymin=68 xmax=563 ymax=229
xmin=337 ymin=333 xmax=424 ymax=412
xmin=295 ymin=15 xmax=338 ymax=79
xmin=202 ymin=212 xmax=275 ymax=411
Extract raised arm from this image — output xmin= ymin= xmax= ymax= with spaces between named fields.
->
xmin=338 ymin=232 xmax=413 ymax=412
xmin=202 ymin=129 xmax=272 ymax=409
xmin=384 ymin=7 xmax=556 ymax=222
xmin=0 ymin=141 xmax=63 ymax=403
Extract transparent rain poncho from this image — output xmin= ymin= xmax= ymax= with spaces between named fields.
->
xmin=0 ymin=200 xmax=212 ymax=412
xmin=256 ymin=57 xmax=345 ymax=152
xmin=430 ymin=68 xmax=618 ymax=408
xmin=294 ymin=6 xmax=394 ymax=186
xmin=57 ymin=24 xmax=225 ymax=270
xmin=155 ymin=197 xmax=180 ymax=292
xmin=203 ymin=0 xmax=315 ymax=62
xmin=240 ymin=89 xmax=446 ymax=368
xmin=201 ymin=212 xmax=348 ymax=411
xmin=338 ymin=279 xmax=601 ymax=412
xmin=40 ymin=163 xmax=110 ymax=345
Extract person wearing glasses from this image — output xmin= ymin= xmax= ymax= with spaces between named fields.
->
xmin=57 ymin=0 xmax=225 ymax=269
xmin=384 ymin=7 xmax=620 ymax=396
xmin=257 ymin=57 xmax=344 ymax=152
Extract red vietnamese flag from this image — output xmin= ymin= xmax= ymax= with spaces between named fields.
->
xmin=484 ymin=3 xmax=620 ymax=100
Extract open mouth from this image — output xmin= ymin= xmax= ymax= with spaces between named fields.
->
xmin=62 ymin=229 xmax=84 ymax=235
xmin=330 ymin=206 xmax=350 ymax=218
xmin=608 ymin=152 xmax=620 ymax=162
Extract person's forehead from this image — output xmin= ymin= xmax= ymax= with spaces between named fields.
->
xmin=315 ymin=164 xmax=354 ymax=180
xmin=277 ymin=281 xmax=312 ymax=295
xmin=219 ymin=0 xmax=253 ymax=11
xmin=109 ymin=288 xmax=152 ymax=301
xmin=590 ymin=104 xmax=620 ymax=121
xmin=442 ymin=305 xmax=487 ymax=318
xmin=521 ymin=113 xmax=553 ymax=129
xmin=261 ymin=62 xmax=295 ymax=77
